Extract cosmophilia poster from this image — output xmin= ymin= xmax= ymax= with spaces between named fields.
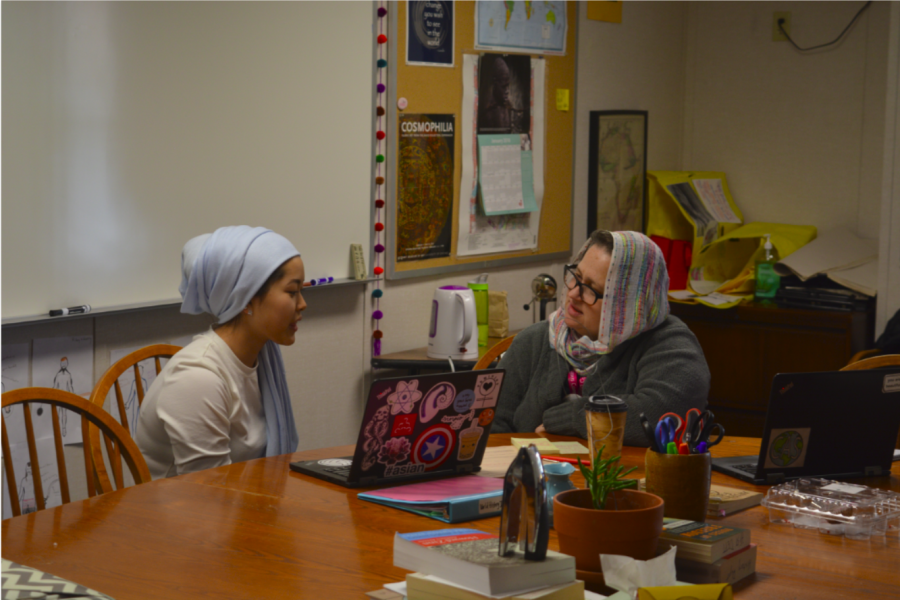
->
xmin=397 ymin=114 xmax=455 ymax=261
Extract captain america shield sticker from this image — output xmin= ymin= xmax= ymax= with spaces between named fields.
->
xmin=412 ymin=424 xmax=455 ymax=470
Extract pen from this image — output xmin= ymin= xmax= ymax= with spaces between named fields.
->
xmin=309 ymin=277 xmax=335 ymax=286
xmin=49 ymin=305 xmax=91 ymax=317
xmin=542 ymin=455 xmax=590 ymax=466
xmin=666 ymin=442 xmax=678 ymax=455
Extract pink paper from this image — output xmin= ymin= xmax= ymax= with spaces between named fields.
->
xmin=366 ymin=476 xmax=503 ymax=502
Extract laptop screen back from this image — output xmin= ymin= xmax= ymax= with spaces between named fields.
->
xmin=346 ymin=369 xmax=505 ymax=485
xmin=753 ymin=369 xmax=900 ymax=481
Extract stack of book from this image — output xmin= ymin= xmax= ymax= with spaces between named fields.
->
xmin=390 ymin=528 xmax=582 ymax=600
xmin=657 ymin=518 xmax=756 ymax=585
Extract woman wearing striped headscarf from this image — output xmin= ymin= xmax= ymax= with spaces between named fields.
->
xmin=137 ymin=226 xmax=305 ymax=478
xmin=493 ymin=230 xmax=710 ymax=446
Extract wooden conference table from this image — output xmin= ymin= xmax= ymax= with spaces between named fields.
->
xmin=3 ymin=435 xmax=899 ymax=599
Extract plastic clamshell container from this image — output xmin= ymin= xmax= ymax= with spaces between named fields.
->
xmin=760 ymin=478 xmax=900 ymax=540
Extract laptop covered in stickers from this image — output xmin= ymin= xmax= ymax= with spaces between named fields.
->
xmin=290 ymin=369 xmax=506 ymax=488
xmin=711 ymin=369 xmax=900 ymax=485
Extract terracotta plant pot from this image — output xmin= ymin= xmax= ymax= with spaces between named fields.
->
xmin=553 ymin=488 xmax=665 ymax=573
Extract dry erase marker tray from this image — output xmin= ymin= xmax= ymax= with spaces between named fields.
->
xmin=760 ymin=478 xmax=900 ymax=540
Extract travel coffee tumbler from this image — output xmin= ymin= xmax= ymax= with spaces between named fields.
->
xmin=584 ymin=395 xmax=628 ymax=463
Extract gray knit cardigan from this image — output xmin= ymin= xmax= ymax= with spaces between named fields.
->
xmin=492 ymin=315 xmax=710 ymax=447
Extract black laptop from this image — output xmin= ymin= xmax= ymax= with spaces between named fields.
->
xmin=290 ymin=369 xmax=506 ymax=488
xmin=712 ymin=369 xmax=900 ymax=485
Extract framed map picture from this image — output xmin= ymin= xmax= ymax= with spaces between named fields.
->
xmin=587 ymin=110 xmax=648 ymax=237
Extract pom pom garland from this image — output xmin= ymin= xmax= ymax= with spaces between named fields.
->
xmin=372 ymin=310 xmax=383 ymax=319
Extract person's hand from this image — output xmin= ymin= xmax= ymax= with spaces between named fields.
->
xmin=535 ymin=424 xmax=546 ymax=434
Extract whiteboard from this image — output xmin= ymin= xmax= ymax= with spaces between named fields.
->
xmin=2 ymin=2 xmax=373 ymax=320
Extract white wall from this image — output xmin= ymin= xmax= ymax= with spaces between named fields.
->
xmin=877 ymin=3 xmax=900 ymax=336
xmin=682 ymin=1 xmax=890 ymax=237
xmin=573 ymin=1 xmax=689 ymax=235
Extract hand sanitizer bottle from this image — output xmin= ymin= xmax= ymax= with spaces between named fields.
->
xmin=754 ymin=234 xmax=780 ymax=303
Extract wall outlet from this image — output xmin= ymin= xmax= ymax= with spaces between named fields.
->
xmin=773 ymin=12 xmax=791 ymax=42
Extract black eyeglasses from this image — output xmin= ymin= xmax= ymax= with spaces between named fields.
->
xmin=563 ymin=264 xmax=604 ymax=305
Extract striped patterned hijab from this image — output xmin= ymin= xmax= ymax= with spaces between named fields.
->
xmin=549 ymin=231 xmax=670 ymax=374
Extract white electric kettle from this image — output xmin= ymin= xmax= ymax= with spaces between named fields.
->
xmin=427 ymin=285 xmax=478 ymax=360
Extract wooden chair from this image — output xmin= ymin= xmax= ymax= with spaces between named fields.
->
xmin=473 ymin=335 xmax=516 ymax=371
xmin=89 ymin=344 xmax=181 ymax=491
xmin=840 ymin=354 xmax=900 ymax=448
xmin=1 ymin=388 xmax=151 ymax=518
xmin=839 ymin=354 xmax=900 ymax=371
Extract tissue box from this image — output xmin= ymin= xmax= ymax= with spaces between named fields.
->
xmin=637 ymin=583 xmax=732 ymax=600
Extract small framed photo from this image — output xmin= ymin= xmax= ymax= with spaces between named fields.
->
xmin=587 ymin=110 xmax=648 ymax=237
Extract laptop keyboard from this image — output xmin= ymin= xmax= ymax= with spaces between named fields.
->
xmin=733 ymin=463 xmax=759 ymax=475
xmin=324 ymin=466 xmax=351 ymax=477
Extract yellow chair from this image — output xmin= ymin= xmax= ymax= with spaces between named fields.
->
xmin=1 ymin=388 xmax=150 ymax=518
xmin=89 ymin=344 xmax=181 ymax=491
xmin=473 ymin=335 xmax=516 ymax=371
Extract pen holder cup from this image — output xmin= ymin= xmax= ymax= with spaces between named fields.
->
xmin=644 ymin=450 xmax=712 ymax=522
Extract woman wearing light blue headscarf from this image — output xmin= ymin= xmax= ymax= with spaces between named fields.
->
xmin=136 ymin=226 xmax=305 ymax=479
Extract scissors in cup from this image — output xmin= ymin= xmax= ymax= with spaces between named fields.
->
xmin=683 ymin=409 xmax=724 ymax=452
xmin=655 ymin=416 xmax=678 ymax=451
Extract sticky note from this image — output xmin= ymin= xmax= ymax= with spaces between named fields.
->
xmin=552 ymin=441 xmax=590 ymax=454
xmin=511 ymin=437 xmax=560 ymax=452
xmin=555 ymin=89 xmax=570 ymax=112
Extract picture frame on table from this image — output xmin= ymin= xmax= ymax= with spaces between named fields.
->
xmin=587 ymin=110 xmax=648 ymax=237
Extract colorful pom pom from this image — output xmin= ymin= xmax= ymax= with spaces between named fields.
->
xmin=377 ymin=34 xmax=387 ymax=44
xmin=376 ymin=83 xmax=386 ymax=94
xmin=376 ymin=130 xmax=386 ymax=140
xmin=375 ymin=154 xmax=385 ymax=163
xmin=374 ymin=244 xmax=385 ymax=252
xmin=373 ymin=330 xmax=384 ymax=339
xmin=374 ymin=222 xmax=384 ymax=232
xmin=372 ymin=288 xmax=384 ymax=298
xmin=375 ymin=199 xmax=385 ymax=208
xmin=377 ymin=7 xmax=387 ymax=17
xmin=377 ymin=58 xmax=388 ymax=68
xmin=372 ymin=310 xmax=384 ymax=319
xmin=374 ymin=266 xmax=384 ymax=275
xmin=377 ymin=107 xmax=385 ymax=117
xmin=375 ymin=176 xmax=385 ymax=185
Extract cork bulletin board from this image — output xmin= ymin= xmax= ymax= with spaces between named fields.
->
xmin=386 ymin=1 xmax=577 ymax=279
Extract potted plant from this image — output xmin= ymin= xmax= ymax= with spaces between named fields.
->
xmin=553 ymin=446 xmax=665 ymax=575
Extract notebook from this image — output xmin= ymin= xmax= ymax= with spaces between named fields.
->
xmin=290 ymin=369 xmax=506 ymax=488
xmin=712 ymin=369 xmax=900 ymax=485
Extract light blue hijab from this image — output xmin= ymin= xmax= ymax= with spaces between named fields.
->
xmin=179 ymin=225 xmax=301 ymax=457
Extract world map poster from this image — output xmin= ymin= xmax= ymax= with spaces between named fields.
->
xmin=397 ymin=114 xmax=455 ymax=261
